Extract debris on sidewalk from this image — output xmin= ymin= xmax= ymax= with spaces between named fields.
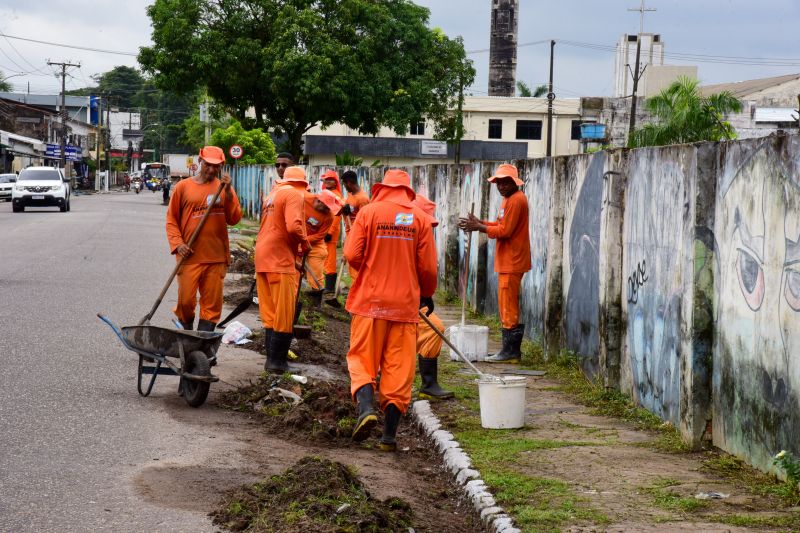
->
xmin=221 ymin=321 xmax=252 ymax=345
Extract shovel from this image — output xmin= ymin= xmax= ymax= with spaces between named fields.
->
xmin=216 ymin=279 xmax=256 ymax=329
xmin=139 ymin=178 xmax=227 ymax=326
xmin=292 ymin=255 xmax=313 ymax=339
xmin=325 ymin=215 xmax=350 ymax=308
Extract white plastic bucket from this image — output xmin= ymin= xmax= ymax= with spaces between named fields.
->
xmin=448 ymin=325 xmax=489 ymax=362
xmin=478 ymin=376 xmax=527 ymax=429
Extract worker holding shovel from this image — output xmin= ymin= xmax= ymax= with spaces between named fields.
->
xmin=320 ymin=170 xmax=343 ymax=295
xmin=412 ymin=194 xmax=454 ymax=400
xmin=345 ymin=169 xmax=438 ymax=451
xmin=301 ymin=189 xmax=343 ymax=305
xmin=166 ymin=145 xmax=242 ymax=332
xmin=255 ymin=166 xmax=310 ymax=373
xmin=340 ymin=170 xmax=370 ymax=283
xmin=458 ymin=163 xmax=531 ymax=363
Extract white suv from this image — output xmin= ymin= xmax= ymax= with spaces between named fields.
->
xmin=12 ymin=166 xmax=71 ymax=212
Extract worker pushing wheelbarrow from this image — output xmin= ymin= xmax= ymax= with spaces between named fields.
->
xmin=99 ymin=146 xmax=241 ymax=407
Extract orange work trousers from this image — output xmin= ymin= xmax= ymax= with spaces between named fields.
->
xmin=416 ymin=310 xmax=444 ymax=359
xmin=174 ymin=262 xmax=227 ymax=324
xmin=347 ymin=315 xmax=417 ymax=414
xmin=498 ymin=272 xmax=524 ymax=329
xmin=256 ymin=272 xmax=298 ymax=334
xmin=305 ymin=241 xmax=327 ymax=290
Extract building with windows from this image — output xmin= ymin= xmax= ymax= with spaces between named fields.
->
xmin=613 ymin=33 xmax=697 ymax=98
xmin=303 ymin=96 xmax=582 ymax=166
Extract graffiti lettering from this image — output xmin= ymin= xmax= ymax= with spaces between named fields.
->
xmin=627 ymin=260 xmax=649 ymax=304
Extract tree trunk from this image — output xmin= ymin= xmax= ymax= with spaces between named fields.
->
xmin=290 ymin=127 xmax=304 ymax=163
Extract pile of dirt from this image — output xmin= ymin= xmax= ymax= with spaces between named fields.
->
xmin=230 ymin=248 xmax=255 ymax=274
xmin=211 ymin=456 xmax=413 ymax=532
xmin=220 ymin=374 xmax=379 ymax=442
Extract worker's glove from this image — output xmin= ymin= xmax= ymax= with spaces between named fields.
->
xmin=419 ymin=296 xmax=435 ymax=316
xmin=324 ymin=234 xmax=332 ymax=243
xmin=340 ymin=204 xmax=353 ymax=217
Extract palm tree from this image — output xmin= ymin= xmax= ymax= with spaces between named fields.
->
xmin=628 ymin=76 xmax=742 ymax=148
xmin=516 ymin=81 xmax=548 ymax=98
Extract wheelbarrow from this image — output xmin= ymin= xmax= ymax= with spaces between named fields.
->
xmin=98 ymin=314 xmax=221 ymax=407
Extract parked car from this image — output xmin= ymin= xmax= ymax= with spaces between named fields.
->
xmin=12 ymin=166 xmax=71 ymax=213
xmin=0 ymin=173 xmax=16 ymax=201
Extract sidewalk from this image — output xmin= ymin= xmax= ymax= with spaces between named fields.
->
xmin=433 ymin=304 xmax=800 ymax=533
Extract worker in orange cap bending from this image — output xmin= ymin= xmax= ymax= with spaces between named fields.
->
xmin=166 ymin=145 xmax=242 ymax=332
xmin=345 ymin=169 xmax=438 ymax=451
xmin=458 ymin=163 xmax=530 ymax=363
xmin=320 ymin=170 xmax=343 ymax=295
xmin=412 ymin=194 xmax=454 ymax=400
xmin=301 ymin=188 xmax=343 ymax=305
xmin=340 ymin=170 xmax=370 ymax=282
xmin=255 ymin=166 xmax=310 ymax=373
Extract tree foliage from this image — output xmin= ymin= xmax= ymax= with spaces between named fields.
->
xmin=139 ymin=0 xmax=474 ymax=159
xmin=210 ymin=120 xmax=276 ymax=165
xmin=628 ymin=76 xmax=743 ymax=148
xmin=0 ymin=70 xmax=12 ymax=92
xmin=516 ymin=81 xmax=547 ymax=98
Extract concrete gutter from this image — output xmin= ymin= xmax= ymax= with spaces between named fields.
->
xmin=411 ymin=400 xmax=520 ymax=533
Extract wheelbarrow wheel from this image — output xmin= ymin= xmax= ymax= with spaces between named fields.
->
xmin=181 ymin=350 xmax=211 ymax=408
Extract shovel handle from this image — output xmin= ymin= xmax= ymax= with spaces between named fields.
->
xmin=460 ymin=202 xmax=475 ymax=327
xmin=418 ymin=310 xmax=489 ymax=379
xmin=140 ymin=179 xmax=227 ymax=325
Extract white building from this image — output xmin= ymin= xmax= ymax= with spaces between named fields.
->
xmin=614 ymin=33 xmax=696 ymax=98
xmin=304 ymin=96 xmax=583 ymax=167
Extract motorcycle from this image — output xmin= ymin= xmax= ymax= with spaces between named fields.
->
xmin=133 ymin=181 xmax=141 ymax=194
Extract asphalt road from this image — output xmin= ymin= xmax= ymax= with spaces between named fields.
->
xmin=0 ymin=191 xmax=229 ymax=532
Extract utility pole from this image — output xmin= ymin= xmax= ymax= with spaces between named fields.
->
xmin=546 ymin=40 xmax=555 ymax=157
xmin=454 ymin=69 xmax=465 ymax=166
xmin=47 ymin=60 xmax=80 ymax=169
xmin=627 ymin=0 xmax=656 ymax=141
xmin=105 ymin=95 xmax=111 ymax=185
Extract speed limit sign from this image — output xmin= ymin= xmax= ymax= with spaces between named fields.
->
xmin=229 ymin=145 xmax=244 ymax=159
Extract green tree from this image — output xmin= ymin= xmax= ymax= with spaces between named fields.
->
xmin=628 ymin=76 xmax=743 ymax=148
xmin=210 ymin=120 xmax=276 ymax=165
xmin=516 ymin=81 xmax=548 ymax=97
xmin=139 ymin=0 xmax=474 ymax=159
xmin=0 ymin=70 xmax=12 ymax=92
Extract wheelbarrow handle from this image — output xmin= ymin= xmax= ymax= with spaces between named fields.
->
xmin=139 ymin=179 xmax=227 ymax=325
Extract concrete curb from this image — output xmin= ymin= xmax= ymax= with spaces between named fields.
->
xmin=411 ymin=400 xmax=520 ymax=533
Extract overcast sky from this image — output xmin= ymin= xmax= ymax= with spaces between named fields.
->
xmin=1 ymin=0 xmax=799 ymax=99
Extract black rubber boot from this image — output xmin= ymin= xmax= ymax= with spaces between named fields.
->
xmin=196 ymin=319 xmax=215 ymax=332
xmin=181 ymin=317 xmax=195 ymax=331
xmin=324 ymin=273 xmax=337 ymax=294
xmin=265 ymin=331 xmax=294 ymax=373
xmin=263 ymin=328 xmax=273 ymax=360
xmin=379 ymin=404 xmax=402 ymax=451
xmin=486 ymin=328 xmax=517 ymax=363
xmin=418 ymin=356 xmax=454 ymax=400
xmin=351 ymin=384 xmax=378 ymax=442
xmin=509 ymin=324 xmax=525 ymax=360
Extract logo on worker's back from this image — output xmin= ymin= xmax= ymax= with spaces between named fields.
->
xmin=395 ymin=213 xmax=414 ymax=226
xmin=498 ymin=208 xmax=505 ymax=220
xmin=206 ymin=194 xmax=222 ymax=206
xmin=307 ymin=216 xmax=319 ymax=226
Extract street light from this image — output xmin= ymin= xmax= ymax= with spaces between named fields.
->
xmin=0 ymin=73 xmax=26 ymax=88
xmin=142 ymin=123 xmax=164 ymax=162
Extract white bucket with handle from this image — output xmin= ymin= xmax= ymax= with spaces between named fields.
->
xmin=478 ymin=376 xmax=527 ymax=429
xmin=448 ymin=324 xmax=489 ymax=362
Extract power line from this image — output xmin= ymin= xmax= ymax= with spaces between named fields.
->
xmin=0 ymin=32 xmax=138 ymax=57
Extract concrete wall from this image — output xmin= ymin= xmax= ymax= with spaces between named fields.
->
xmin=229 ymin=133 xmax=800 ymax=474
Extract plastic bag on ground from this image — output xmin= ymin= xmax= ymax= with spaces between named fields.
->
xmin=221 ymin=321 xmax=252 ymax=345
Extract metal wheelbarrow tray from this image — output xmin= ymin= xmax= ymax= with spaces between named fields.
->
xmin=98 ymin=314 xmax=222 ymax=407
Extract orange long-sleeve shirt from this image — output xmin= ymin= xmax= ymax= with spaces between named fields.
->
xmin=303 ymin=192 xmax=334 ymax=245
xmin=325 ymin=188 xmax=343 ymax=242
xmin=484 ymin=190 xmax=531 ymax=273
xmin=344 ymin=190 xmax=370 ymax=231
xmin=344 ymin=187 xmax=438 ymax=323
xmin=165 ymin=177 xmax=242 ymax=264
xmin=255 ymin=182 xmax=309 ymax=274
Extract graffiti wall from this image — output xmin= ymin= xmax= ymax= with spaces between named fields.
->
xmin=561 ymin=152 xmax=606 ymax=377
xmin=621 ymin=146 xmax=696 ymax=426
xmin=713 ymin=135 xmax=800 ymax=471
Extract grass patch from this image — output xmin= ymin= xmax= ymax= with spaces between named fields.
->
xmin=644 ymin=478 xmax=707 ymax=514
xmin=708 ymin=512 xmax=800 ymax=529
xmin=702 ymin=453 xmax=800 ymax=507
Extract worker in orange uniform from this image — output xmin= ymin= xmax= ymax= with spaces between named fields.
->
xmin=459 ymin=164 xmax=531 ymax=363
xmin=320 ymin=170 xmax=343 ymax=295
xmin=166 ymin=145 xmax=242 ymax=332
xmin=302 ymin=189 xmax=343 ymax=306
xmin=340 ymin=170 xmax=370 ymax=283
xmin=412 ymin=194 xmax=454 ymax=400
xmin=345 ymin=169 xmax=438 ymax=451
xmin=255 ymin=166 xmax=310 ymax=373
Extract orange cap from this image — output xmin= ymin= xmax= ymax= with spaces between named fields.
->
xmin=278 ymin=166 xmax=308 ymax=185
xmin=317 ymin=189 xmax=343 ymax=213
xmin=319 ymin=169 xmax=341 ymax=191
xmin=199 ymin=145 xmax=225 ymax=165
xmin=488 ymin=163 xmax=523 ymax=186
xmin=371 ymin=169 xmax=415 ymax=200
xmin=413 ymin=195 xmax=438 ymax=227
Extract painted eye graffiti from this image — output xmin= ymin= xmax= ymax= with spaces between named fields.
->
xmin=736 ymin=248 xmax=765 ymax=311
xmin=784 ymin=269 xmax=800 ymax=312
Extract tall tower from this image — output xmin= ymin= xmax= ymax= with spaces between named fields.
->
xmin=488 ymin=0 xmax=519 ymax=97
